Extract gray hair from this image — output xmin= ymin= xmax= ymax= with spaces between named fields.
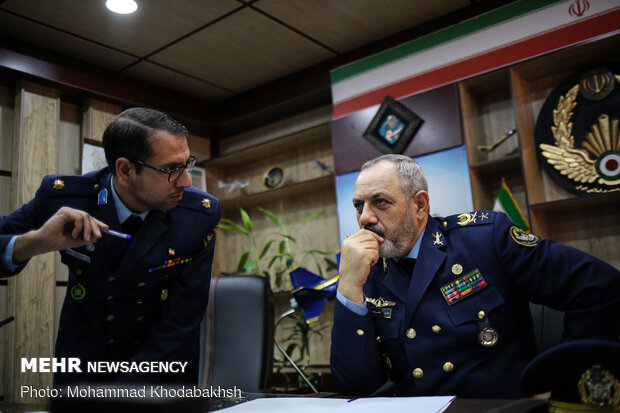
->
xmin=361 ymin=154 xmax=428 ymax=199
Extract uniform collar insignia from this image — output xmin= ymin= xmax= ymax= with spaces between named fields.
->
xmin=433 ymin=232 xmax=444 ymax=246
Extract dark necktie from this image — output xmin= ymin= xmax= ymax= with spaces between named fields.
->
xmin=122 ymin=215 xmax=143 ymax=239
xmin=397 ymin=258 xmax=416 ymax=276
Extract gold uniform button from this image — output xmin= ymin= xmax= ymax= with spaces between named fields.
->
xmin=108 ymin=339 xmax=115 ymax=345
xmin=94 ymin=184 xmax=100 ymax=190
xmin=432 ymin=325 xmax=442 ymax=333
xmin=106 ymin=315 xmax=116 ymax=321
xmin=107 ymin=296 xmax=113 ymax=301
xmin=53 ymin=179 xmax=64 ymax=190
xmin=136 ymin=298 xmax=143 ymax=304
xmin=136 ymin=315 xmax=144 ymax=322
xmin=108 ymin=276 xmax=116 ymax=282
xmin=137 ymin=282 xmax=146 ymax=287
xmin=376 ymin=336 xmax=382 ymax=343
xmin=442 ymin=221 xmax=447 ymax=228
xmin=412 ymin=368 xmax=424 ymax=379
xmin=75 ymin=269 xmax=83 ymax=276
xmin=406 ymin=328 xmax=416 ymax=339
xmin=356 ymin=329 xmax=364 ymax=336
xmin=478 ymin=310 xmax=486 ymax=319
xmin=443 ymin=362 xmax=454 ymax=373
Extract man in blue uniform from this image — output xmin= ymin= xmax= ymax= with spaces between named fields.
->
xmin=331 ymin=154 xmax=620 ymax=398
xmin=0 ymin=108 xmax=220 ymax=385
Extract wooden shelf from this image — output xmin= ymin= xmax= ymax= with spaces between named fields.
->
xmin=469 ymin=154 xmax=521 ymax=176
xmin=200 ymin=123 xmax=330 ymax=169
xmin=530 ymin=191 xmax=620 ymax=214
xmin=220 ymin=174 xmax=335 ymax=209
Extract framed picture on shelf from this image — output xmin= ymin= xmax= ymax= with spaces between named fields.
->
xmin=362 ymin=95 xmax=423 ymax=154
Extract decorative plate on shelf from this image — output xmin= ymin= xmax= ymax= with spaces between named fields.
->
xmin=263 ymin=166 xmax=284 ymax=189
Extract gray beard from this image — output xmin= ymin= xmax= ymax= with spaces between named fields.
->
xmin=363 ymin=208 xmax=416 ymax=259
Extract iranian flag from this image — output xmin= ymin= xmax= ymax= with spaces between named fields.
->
xmin=494 ymin=180 xmax=530 ymax=231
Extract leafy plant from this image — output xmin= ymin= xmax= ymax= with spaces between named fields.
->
xmin=219 ymin=203 xmax=333 ymax=288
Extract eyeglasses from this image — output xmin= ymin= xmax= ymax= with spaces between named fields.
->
xmin=132 ymin=155 xmax=198 ymax=183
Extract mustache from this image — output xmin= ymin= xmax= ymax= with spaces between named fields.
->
xmin=362 ymin=224 xmax=385 ymax=238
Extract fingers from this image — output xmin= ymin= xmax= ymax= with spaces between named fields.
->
xmin=58 ymin=207 xmax=106 ymax=243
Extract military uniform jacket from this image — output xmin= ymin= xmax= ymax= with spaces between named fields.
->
xmin=330 ymin=211 xmax=620 ymax=398
xmin=0 ymin=168 xmax=221 ymax=385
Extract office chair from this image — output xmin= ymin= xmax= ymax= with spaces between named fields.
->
xmin=199 ymin=275 xmax=274 ymax=392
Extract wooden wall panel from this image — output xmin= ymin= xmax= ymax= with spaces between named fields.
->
xmin=0 ymin=85 xmax=14 ymax=172
xmin=5 ymin=80 xmax=59 ymax=402
xmin=54 ymin=102 xmax=82 ymax=345
xmin=82 ymin=98 xmax=123 ymax=145
xmin=57 ymin=101 xmax=82 ymax=175
xmin=0 ymin=84 xmax=12 ymax=400
xmin=188 ymin=134 xmax=211 ymax=162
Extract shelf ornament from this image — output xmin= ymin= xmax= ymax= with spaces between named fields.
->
xmin=535 ymin=66 xmax=620 ymax=195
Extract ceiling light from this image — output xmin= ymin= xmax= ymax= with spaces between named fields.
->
xmin=106 ymin=0 xmax=138 ymax=14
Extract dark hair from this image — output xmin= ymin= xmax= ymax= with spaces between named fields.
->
xmin=361 ymin=154 xmax=428 ymax=199
xmin=103 ymin=107 xmax=188 ymax=175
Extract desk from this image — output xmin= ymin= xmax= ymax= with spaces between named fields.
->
xmin=0 ymin=397 xmax=548 ymax=413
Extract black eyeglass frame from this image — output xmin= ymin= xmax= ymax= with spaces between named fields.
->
xmin=132 ymin=154 xmax=198 ymax=183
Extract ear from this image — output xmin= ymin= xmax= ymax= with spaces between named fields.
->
xmin=115 ymin=157 xmax=134 ymax=187
xmin=412 ymin=190 xmax=430 ymax=217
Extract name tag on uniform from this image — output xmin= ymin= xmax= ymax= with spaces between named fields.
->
xmin=368 ymin=307 xmax=392 ymax=319
xmin=65 ymin=249 xmax=91 ymax=263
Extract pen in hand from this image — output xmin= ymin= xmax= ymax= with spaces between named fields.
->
xmin=101 ymin=228 xmax=132 ymax=240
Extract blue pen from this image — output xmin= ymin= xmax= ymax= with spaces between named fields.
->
xmin=102 ymin=228 xmax=132 ymax=240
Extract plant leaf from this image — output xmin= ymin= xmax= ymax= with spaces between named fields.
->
xmin=239 ymin=208 xmax=253 ymax=232
xmin=292 ymin=211 xmax=324 ymax=225
xmin=219 ymin=220 xmax=249 ymax=235
xmin=236 ymin=252 xmax=249 ymax=273
xmin=279 ymin=233 xmax=296 ymax=243
xmin=259 ymin=240 xmax=274 ymax=260
xmin=258 ymin=207 xmax=282 ymax=228
xmin=307 ymin=249 xmax=333 ymax=255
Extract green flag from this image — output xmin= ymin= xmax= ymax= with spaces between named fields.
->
xmin=493 ymin=180 xmax=530 ymax=231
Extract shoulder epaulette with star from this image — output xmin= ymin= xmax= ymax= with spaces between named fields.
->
xmin=441 ymin=210 xmax=496 ymax=231
xmin=43 ymin=174 xmax=100 ymax=197
xmin=175 ymin=187 xmax=219 ymax=214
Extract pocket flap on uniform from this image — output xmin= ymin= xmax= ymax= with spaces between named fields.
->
xmin=445 ymin=285 xmax=504 ymax=326
xmin=374 ymin=305 xmax=403 ymax=339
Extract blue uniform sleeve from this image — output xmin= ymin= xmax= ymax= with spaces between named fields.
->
xmin=336 ymin=290 xmax=369 ymax=316
xmin=492 ymin=212 xmax=620 ymax=342
xmin=0 ymin=181 xmax=49 ymax=278
xmin=0 ymin=236 xmax=28 ymax=274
